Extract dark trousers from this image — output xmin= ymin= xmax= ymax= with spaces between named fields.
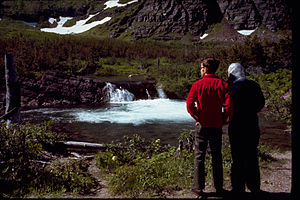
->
xmin=193 ymin=126 xmax=223 ymax=191
xmin=229 ymin=125 xmax=261 ymax=193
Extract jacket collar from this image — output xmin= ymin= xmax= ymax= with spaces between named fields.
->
xmin=203 ymin=74 xmax=218 ymax=78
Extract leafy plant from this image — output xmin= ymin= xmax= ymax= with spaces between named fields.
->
xmin=41 ymin=158 xmax=98 ymax=195
xmin=0 ymin=121 xmax=99 ymax=197
xmin=0 ymin=121 xmax=64 ymax=197
xmin=249 ymin=68 xmax=292 ymax=125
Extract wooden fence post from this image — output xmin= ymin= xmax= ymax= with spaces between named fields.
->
xmin=4 ymin=53 xmax=21 ymax=125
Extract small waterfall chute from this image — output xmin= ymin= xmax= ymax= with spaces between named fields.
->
xmin=156 ymin=84 xmax=167 ymax=99
xmin=146 ymin=89 xmax=151 ymax=99
xmin=104 ymin=82 xmax=135 ymax=102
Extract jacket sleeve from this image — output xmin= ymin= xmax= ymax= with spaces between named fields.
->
xmin=254 ymin=82 xmax=265 ymax=113
xmin=223 ymin=85 xmax=234 ymax=123
xmin=186 ymin=83 xmax=199 ymax=121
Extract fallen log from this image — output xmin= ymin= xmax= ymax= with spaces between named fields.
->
xmin=62 ymin=141 xmax=106 ymax=149
xmin=55 ymin=141 xmax=106 ymax=153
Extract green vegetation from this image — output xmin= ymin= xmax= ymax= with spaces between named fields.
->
xmin=94 ymin=133 xmax=281 ymax=198
xmin=250 ymin=68 xmax=292 ymax=125
xmin=0 ymin=124 xmax=281 ymax=198
xmin=0 ymin=122 xmax=98 ymax=198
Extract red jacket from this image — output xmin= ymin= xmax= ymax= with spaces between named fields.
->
xmin=186 ymin=74 xmax=234 ymax=128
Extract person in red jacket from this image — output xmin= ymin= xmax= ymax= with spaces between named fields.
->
xmin=186 ymin=58 xmax=234 ymax=197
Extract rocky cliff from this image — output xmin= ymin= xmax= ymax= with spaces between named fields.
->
xmin=0 ymin=0 xmax=292 ymax=40
xmin=217 ymin=0 xmax=291 ymax=30
xmin=0 ymin=70 xmax=158 ymax=109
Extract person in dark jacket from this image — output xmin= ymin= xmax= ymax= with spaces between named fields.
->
xmin=227 ymin=63 xmax=265 ymax=197
xmin=187 ymin=58 xmax=234 ymax=197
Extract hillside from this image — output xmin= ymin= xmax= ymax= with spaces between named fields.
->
xmin=0 ymin=0 xmax=292 ymax=42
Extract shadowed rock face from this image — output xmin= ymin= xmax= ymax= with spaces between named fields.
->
xmin=0 ymin=0 xmax=292 ymax=40
xmin=217 ymin=0 xmax=292 ymax=31
xmin=122 ymin=0 xmax=291 ymax=39
xmin=126 ymin=0 xmax=223 ymax=39
xmin=0 ymin=70 xmax=158 ymax=108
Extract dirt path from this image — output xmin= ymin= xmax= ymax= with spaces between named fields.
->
xmin=66 ymin=150 xmax=292 ymax=199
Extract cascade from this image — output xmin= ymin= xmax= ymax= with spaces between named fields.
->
xmin=156 ymin=84 xmax=167 ymax=99
xmin=104 ymin=82 xmax=135 ymax=102
xmin=146 ymin=89 xmax=151 ymax=99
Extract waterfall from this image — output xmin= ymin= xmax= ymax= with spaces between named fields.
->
xmin=146 ymin=89 xmax=151 ymax=99
xmin=104 ymin=82 xmax=135 ymax=102
xmin=156 ymin=84 xmax=167 ymax=99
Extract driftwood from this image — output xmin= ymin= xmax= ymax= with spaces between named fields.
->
xmin=55 ymin=141 xmax=106 ymax=153
xmin=62 ymin=141 xmax=106 ymax=149
xmin=4 ymin=53 xmax=21 ymax=125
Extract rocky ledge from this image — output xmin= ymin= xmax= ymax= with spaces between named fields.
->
xmin=0 ymin=70 xmax=158 ymax=109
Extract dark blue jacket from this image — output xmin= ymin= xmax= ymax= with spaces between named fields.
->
xmin=229 ymin=79 xmax=265 ymax=129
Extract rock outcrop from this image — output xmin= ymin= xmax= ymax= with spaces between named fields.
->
xmin=123 ymin=0 xmax=223 ymax=39
xmin=0 ymin=70 xmax=158 ymax=109
xmin=108 ymin=0 xmax=291 ymax=40
xmin=0 ymin=0 xmax=292 ymax=40
xmin=217 ymin=0 xmax=292 ymax=31
xmin=20 ymin=70 xmax=107 ymax=108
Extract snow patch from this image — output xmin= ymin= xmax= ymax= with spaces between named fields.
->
xmin=41 ymin=13 xmax=111 ymax=35
xmin=200 ymin=33 xmax=208 ymax=40
xmin=237 ymin=29 xmax=256 ymax=36
xmin=104 ymin=0 xmax=138 ymax=10
xmin=40 ymin=0 xmax=139 ymax=35
xmin=48 ymin=18 xmax=57 ymax=24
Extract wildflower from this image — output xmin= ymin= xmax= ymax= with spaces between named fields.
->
xmin=112 ymin=156 xmax=117 ymax=161
xmin=155 ymin=139 xmax=160 ymax=143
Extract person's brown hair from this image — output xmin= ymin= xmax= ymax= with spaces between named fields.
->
xmin=200 ymin=58 xmax=220 ymax=73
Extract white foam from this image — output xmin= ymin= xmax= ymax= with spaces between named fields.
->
xmin=75 ymin=99 xmax=193 ymax=125
xmin=104 ymin=82 xmax=135 ymax=102
xmin=23 ymin=98 xmax=194 ymax=125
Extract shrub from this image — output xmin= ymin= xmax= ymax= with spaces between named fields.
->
xmin=0 ymin=121 xmax=98 ymax=197
xmin=40 ymin=158 xmax=98 ymax=195
xmin=249 ymin=68 xmax=292 ymax=126
xmin=0 ymin=121 xmax=64 ymax=196
xmin=153 ymin=61 xmax=200 ymax=98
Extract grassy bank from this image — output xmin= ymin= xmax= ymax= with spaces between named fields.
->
xmin=0 ymin=123 xmax=281 ymax=198
xmin=94 ymin=133 xmax=280 ymax=198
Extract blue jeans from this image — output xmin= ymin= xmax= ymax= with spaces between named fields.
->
xmin=193 ymin=126 xmax=223 ymax=191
